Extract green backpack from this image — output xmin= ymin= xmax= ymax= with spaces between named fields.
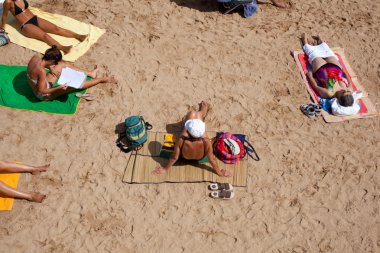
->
xmin=117 ymin=116 xmax=152 ymax=152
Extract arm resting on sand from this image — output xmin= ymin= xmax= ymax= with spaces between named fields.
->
xmin=207 ymin=144 xmax=232 ymax=177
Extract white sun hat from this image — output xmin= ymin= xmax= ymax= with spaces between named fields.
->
xmin=185 ymin=119 xmax=205 ymax=138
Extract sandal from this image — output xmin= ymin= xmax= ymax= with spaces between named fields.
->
xmin=209 ymin=182 xmax=233 ymax=191
xmin=210 ymin=190 xmax=234 ymax=199
xmin=300 ymin=103 xmax=322 ymax=118
xmin=76 ymin=93 xmax=95 ymax=101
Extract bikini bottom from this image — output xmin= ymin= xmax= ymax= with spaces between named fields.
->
xmin=21 ymin=15 xmax=39 ymax=30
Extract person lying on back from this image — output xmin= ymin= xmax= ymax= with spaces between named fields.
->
xmin=1 ymin=0 xmax=87 ymax=54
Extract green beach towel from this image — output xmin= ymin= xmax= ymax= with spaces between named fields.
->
xmin=0 ymin=64 xmax=87 ymax=115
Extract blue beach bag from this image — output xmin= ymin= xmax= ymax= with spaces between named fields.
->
xmin=117 ymin=116 xmax=152 ymax=152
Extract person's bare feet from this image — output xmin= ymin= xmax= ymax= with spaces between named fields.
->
xmin=62 ymin=45 xmax=73 ymax=54
xmin=152 ymin=166 xmax=168 ymax=175
xmin=103 ymin=75 xmax=117 ymax=84
xmin=29 ymin=192 xmax=47 ymax=203
xmin=87 ymin=65 xmax=99 ymax=78
xmin=31 ymin=164 xmax=49 ymax=175
xmin=199 ymin=100 xmax=209 ymax=119
xmin=77 ymin=34 xmax=88 ymax=42
xmin=300 ymin=32 xmax=308 ymax=46
xmin=271 ymin=0 xmax=288 ymax=8
xmin=312 ymin=35 xmax=323 ymax=45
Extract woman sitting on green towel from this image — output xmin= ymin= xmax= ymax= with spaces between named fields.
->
xmin=1 ymin=0 xmax=87 ymax=54
xmin=27 ymin=46 xmax=116 ymax=101
xmin=152 ymin=101 xmax=233 ymax=177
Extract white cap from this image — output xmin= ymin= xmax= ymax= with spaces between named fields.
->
xmin=184 ymin=119 xmax=205 ymax=138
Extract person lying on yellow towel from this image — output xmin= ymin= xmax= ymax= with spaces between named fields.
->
xmin=1 ymin=0 xmax=87 ymax=54
xmin=0 ymin=160 xmax=48 ymax=203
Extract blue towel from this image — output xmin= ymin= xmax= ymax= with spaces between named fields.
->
xmin=243 ymin=0 xmax=258 ymax=18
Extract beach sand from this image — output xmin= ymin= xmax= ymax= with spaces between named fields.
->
xmin=0 ymin=0 xmax=379 ymax=252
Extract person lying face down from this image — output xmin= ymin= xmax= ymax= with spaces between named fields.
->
xmin=301 ymin=33 xmax=358 ymax=108
xmin=26 ymin=46 xmax=117 ymax=101
xmin=1 ymin=0 xmax=88 ymax=54
xmin=152 ymin=101 xmax=233 ymax=177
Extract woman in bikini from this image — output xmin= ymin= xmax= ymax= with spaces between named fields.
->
xmin=0 ymin=161 xmax=48 ymax=203
xmin=152 ymin=101 xmax=232 ymax=177
xmin=301 ymin=33 xmax=356 ymax=107
xmin=27 ymin=46 xmax=117 ymax=101
xmin=1 ymin=0 xmax=87 ymax=54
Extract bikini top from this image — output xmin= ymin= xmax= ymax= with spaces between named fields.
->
xmin=27 ymin=73 xmax=51 ymax=90
xmin=13 ymin=0 xmax=29 ymax=16
xmin=179 ymin=136 xmax=209 ymax=160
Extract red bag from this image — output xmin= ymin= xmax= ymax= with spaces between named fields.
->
xmin=214 ymin=132 xmax=245 ymax=164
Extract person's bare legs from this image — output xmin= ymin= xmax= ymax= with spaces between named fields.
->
xmin=48 ymin=75 xmax=117 ymax=100
xmin=301 ymin=33 xmax=328 ymax=73
xmin=181 ymin=101 xmax=209 ymax=136
xmin=312 ymin=35 xmax=323 ymax=45
xmin=310 ymin=35 xmax=342 ymax=69
xmin=47 ymin=63 xmax=99 ymax=85
xmin=21 ymin=24 xmax=72 ymax=54
xmin=81 ymin=76 xmax=117 ymax=89
xmin=183 ymin=101 xmax=209 ymax=122
xmin=0 ymin=161 xmax=49 ymax=175
xmin=324 ymin=56 xmax=342 ymax=69
xmin=270 ymin=0 xmax=288 ymax=8
xmin=63 ymin=63 xmax=99 ymax=78
xmin=300 ymin=32 xmax=308 ymax=46
xmin=0 ymin=181 xmax=46 ymax=203
xmin=37 ymin=17 xmax=87 ymax=42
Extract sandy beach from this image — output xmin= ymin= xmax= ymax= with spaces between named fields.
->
xmin=0 ymin=0 xmax=379 ymax=252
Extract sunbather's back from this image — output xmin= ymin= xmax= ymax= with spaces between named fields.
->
xmin=180 ymin=136 xmax=210 ymax=160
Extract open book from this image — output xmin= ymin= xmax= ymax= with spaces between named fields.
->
xmin=57 ymin=67 xmax=86 ymax=89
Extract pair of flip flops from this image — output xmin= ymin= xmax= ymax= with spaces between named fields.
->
xmin=300 ymin=103 xmax=322 ymax=118
xmin=75 ymin=93 xmax=95 ymax=101
xmin=209 ymin=183 xmax=234 ymax=199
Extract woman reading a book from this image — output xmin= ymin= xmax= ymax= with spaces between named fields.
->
xmin=27 ymin=46 xmax=116 ymax=101
xmin=1 ymin=0 xmax=87 ymax=54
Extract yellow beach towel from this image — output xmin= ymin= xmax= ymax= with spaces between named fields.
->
xmin=5 ymin=7 xmax=105 ymax=62
xmin=0 ymin=173 xmax=20 ymax=211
